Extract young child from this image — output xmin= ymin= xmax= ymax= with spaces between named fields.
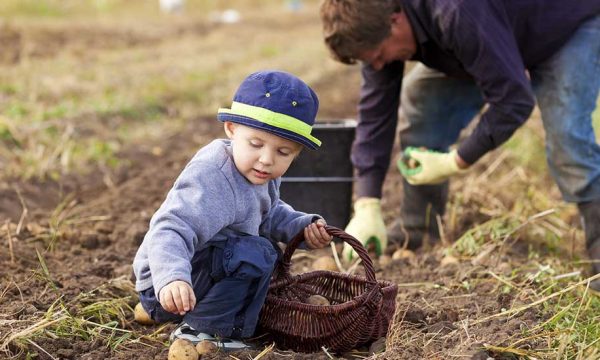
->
xmin=132 ymin=70 xmax=333 ymax=350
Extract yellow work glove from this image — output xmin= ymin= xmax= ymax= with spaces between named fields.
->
xmin=398 ymin=147 xmax=466 ymax=185
xmin=343 ymin=197 xmax=387 ymax=261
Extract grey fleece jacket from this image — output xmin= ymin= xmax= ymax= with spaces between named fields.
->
xmin=133 ymin=139 xmax=319 ymax=295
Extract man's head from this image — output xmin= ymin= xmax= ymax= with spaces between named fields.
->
xmin=320 ymin=0 xmax=415 ymax=69
xmin=217 ymin=70 xmax=321 ymax=184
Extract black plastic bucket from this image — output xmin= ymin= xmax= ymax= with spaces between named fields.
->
xmin=280 ymin=119 xmax=356 ymax=228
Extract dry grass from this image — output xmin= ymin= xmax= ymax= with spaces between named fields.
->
xmin=0 ymin=0 xmax=349 ymax=181
xmin=0 ymin=269 xmax=165 ymax=359
xmin=377 ymin=133 xmax=600 ymax=359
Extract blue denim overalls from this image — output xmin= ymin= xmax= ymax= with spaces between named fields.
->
xmin=139 ymin=235 xmax=279 ymax=338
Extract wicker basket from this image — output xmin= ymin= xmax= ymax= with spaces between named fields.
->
xmin=258 ymin=226 xmax=398 ymax=353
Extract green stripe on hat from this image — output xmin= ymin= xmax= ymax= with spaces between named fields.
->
xmin=218 ymin=101 xmax=321 ymax=147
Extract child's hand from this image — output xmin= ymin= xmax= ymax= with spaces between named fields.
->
xmin=304 ymin=219 xmax=333 ymax=249
xmin=158 ymin=280 xmax=196 ymax=315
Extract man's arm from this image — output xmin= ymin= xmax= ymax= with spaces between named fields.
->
xmin=443 ymin=1 xmax=536 ymax=164
xmin=342 ymin=62 xmax=403 ymax=260
xmin=353 ymin=60 xmax=404 ymax=198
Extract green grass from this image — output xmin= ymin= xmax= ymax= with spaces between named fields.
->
xmin=0 ymin=0 xmax=332 ymax=181
xmin=448 ymin=203 xmax=600 ymax=358
xmin=0 ymin=51 xmax=189 ymax=179
xmin=445 ymin=110 xmax=600 ymax=358
xmin=482 ymin=262 xmax=600 ymax=359
xmin=0 ymin=0 xmax=293 ymax=19
xmin=0 ymin=0 xmax=68 ymax=17
xmin=1 ymin=252 xmax=163 ymax=358
xmin=502 ymin=121 xmax=548 ymax=174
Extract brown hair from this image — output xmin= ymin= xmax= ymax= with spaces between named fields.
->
xmin=320 ymin=0 xmax=401 ymax=64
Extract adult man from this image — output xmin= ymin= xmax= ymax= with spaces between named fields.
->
xmin=320 ymin=0 xmax=600 ymax=290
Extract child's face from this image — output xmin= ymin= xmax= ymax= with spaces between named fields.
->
xmin=224 ymin=122 xmax=302 ymax=185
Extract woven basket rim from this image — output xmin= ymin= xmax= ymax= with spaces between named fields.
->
xmin=266 ymin=269 xmax=398 ymax=312
xmin=269 ymin=269 xmax=396 ymax=290
xmin=275 ymin=226 xmax=377 ymax=279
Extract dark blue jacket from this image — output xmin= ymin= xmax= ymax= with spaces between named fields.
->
xmin=355 ymin=0 xmax=600 ymax=198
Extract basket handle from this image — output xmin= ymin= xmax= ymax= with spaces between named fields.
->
xmin=274 ymin=225 xmax=377 ymax=283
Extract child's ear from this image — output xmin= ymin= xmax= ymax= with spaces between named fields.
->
xmin=223 ymin=121 xmax=236 ymax=139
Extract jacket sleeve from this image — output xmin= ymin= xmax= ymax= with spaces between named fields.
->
xmin=354 ymin=61 xmax=404 ymax=198
xmin=444 ymin=2 xmax=535 ymax=164
xmin=259 ymin=198 xmax=320 ymax=245
xmin=145 ymin=160 xmax=236 ymax=297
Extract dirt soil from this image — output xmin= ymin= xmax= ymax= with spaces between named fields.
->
xmin=0 ymin=121 xmax=551 ymax=360
xmin=0 ymin=5 xmax=580 ymax=360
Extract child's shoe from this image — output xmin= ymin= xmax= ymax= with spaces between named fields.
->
xmin=170 ymin=322 xmax=253 ymax=351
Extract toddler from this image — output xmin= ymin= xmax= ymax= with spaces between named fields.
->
xmin=133 ymin=70 xmax=332 ymax=350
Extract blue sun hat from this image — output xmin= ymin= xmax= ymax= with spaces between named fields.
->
xmin=217 ymin=70 xmax=321 ymax=149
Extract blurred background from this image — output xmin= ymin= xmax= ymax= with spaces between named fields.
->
xmin=0 ymin=0 xmax=360 ymax=182
xmin=0 ymin=0 xmax=598 ymax=185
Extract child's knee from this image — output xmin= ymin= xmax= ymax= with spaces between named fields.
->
xmin=223 ymin=236 xmax=278 ymax=279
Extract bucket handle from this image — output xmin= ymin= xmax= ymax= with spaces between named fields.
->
xmin=274 ymin=225 xmax=377 ymax=283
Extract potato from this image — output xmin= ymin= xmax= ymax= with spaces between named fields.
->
xmin=407 ymin=158 xmax=419 ymax=169
xmin=133 ymin=302 xmax=154 ymax=325
xmin=312 ymin=256 xmax=338 ymax=272
xmin=306 ymin=294 xmax=330 ymax=306
xmin=196 ymin=340 xmax=217 ymax=355
xmin=440 ymin=254 xmax=459 ymax=266
xmin=401 ymin=154 xmax=419 ymax=169
xmin=169 ymin=339 xmax=198 ymax=360
xmin=378 ymin=254 xmax=392 ymax=268
xmin=369 ymin=337 xmax=387 ymax=355
xmin=392 ymin=249 xmax=415 ymax=260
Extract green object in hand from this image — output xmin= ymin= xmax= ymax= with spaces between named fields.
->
xmin=399 ymin=151 xmax=421 ymax=173
xmin=398 ymin=147 xmax=465 ymax=185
